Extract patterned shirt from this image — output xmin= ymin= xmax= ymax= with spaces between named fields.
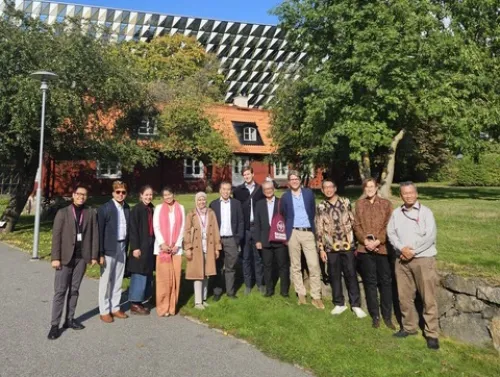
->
xmin=315 ymin=197 xmax=355 ymax=252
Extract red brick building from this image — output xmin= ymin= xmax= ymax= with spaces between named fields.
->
xmin=43 ymin=103 xmax=323 ymax=196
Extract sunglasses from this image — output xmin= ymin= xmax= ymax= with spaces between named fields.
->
xmin=115 ymin=190 xmax=127 ymax=195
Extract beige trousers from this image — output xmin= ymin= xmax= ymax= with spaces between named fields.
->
xmin=288 ymin=229 xmax=322 ymax=299
xmin=395 ymin=257 xmax=439 ymax=338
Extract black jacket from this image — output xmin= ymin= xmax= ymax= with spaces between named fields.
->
xmin=97 ymin=199 xmax=130 ymax=257
xmin=209 ymin=198 xmax=244 ymax=243
xmin=233 ymin=183 xmax=265 ymax=229
xmin=254 ymin=197 xmax=281 ymax=249
xmin=127 ymin=202 xmax=155 ymax=275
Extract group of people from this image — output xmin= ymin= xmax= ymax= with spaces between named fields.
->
xmin=47 ymin=168 xmax=439 ymax=350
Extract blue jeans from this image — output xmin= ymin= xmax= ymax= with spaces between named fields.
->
xmin=129 ymin=273 xmax=152 ymax=303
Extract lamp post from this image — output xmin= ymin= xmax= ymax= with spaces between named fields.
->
xmin=30 ymin=71 xmax=57 ymax=260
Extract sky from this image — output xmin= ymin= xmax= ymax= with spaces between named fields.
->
xmin=61 ymin=0 xmax=281 ymax=25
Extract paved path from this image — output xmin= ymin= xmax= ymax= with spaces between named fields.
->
xmin=0 ymin=243 xmax=312 ymax=377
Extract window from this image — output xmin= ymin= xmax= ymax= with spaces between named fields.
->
xmin=274 ymin=160 xmax=289 ymax=179
xmin=243 ymin=127 xmax=257 ymax=142
xmin=232 ymin=156 xmax=250 ymax=175
xmin=96 ymin=161 xmax=122 ymax=179
xmin=184 ymin=159 xmax=204 ymax=179
xmin=138 ymin=118 xmax=157 ymax=136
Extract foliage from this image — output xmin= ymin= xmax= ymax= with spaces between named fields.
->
xmin=271 ymin=0 xmax=500 ymax=190
xmin=455 ymin=153 xmax=500 ymax=186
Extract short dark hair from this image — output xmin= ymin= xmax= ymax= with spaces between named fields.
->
xmin=139 ymin=185 xmax=153 ymax=195
xmin=322 ymin=179 xmax=337 ymax=188
xmin=161 ymin=186 xmax=174 ymax=195
xmin=72 ymin=184 xmax=88 ymax=193
xmin=399 ymin=181 xmax=417 ymax=192
xmin=220 ymin=181 xmax=232 ymax=189
xmin=242 ymin=166 xmax=253 ymax=174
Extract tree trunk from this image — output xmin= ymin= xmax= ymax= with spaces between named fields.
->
xmin=1 ymin=158 xmax=38 ymax=233
xmin=358 ymin=152 xmax=372 ymax=181
xmin=379 ymin=129 xmax=405 ymax=199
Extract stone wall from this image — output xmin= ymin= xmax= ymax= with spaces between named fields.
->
xmin=438 ymin=273 xmax=500 ymax=350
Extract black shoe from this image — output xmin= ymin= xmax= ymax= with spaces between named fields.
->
xmin=264 ymin=292 xmax=274 ymax=297
xmin=280 ymin=292 xmax=289 ymax=298
xmin=372 ymin=317 xmax=380 ymax=329
xmin=426 ymin=337 xmax=440 ymax=350
xmin=63 ymin=319 xmax=85 ymax=330
xmin=393 ymin=329 xmax=418 ymax=338
xmin=227 ymin=295 xmax=238 ymax=300
xmin=47 ymin=325 xmax=60 ymax=340
xmin=213 ymin=294 xmax=221 ymax=302
xmin=383 ymin=318 xmax=397 ymax=330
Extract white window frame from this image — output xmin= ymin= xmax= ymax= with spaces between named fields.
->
xmin=184 ymin=158 xmax=204 ymax=179
xmin=274 ymin=160 xmax=289 ymax=179
xmin=243 ymin=127 xmax=257 ymax=142
xmin=138 ymin=118 xmax=157 ymax=136
xmin=96 ymin=161 xmax=122 ymax=179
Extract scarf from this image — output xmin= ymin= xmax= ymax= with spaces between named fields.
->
xmin=159 ymin=201 xmax=182 ymax=262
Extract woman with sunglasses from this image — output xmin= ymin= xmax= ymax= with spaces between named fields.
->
xmin=127 ymin=185 xmax=155 ymax=315
xmin=153 ymin=186 xmax=185 ymax=317
xmin=97 ymin=180 xmax=131 ymax=323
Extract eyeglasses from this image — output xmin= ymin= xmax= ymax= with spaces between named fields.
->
xmin=115 ymin=190 xmax=127 ymax=195
xmin=74 ymin=192 xmax=87 ymax=197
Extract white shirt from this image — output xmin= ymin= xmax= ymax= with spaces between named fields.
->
xmin=246 ymin=182 xmax=256 ymax=223
xmin=152 ymin=203 xmax=185 ymax=255
xmin=219 ymin=198 xmax=233 ymax=236
xmin=266 ymin=197 xmax=275 ymax=226
xmin=113 ymin=199 xmax=127 ymax=241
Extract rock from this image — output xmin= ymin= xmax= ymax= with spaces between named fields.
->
xmin=482 ymin=306 xmax=500 ymax=320
xmin=442 ymin=274 xmax=483 ymax=296
xmin=437 ymin=287 xmax=454 ymax=317
xmin=489 ymin=317 xmax=500 ymax=354
xmin=455 ymin=294 xmax=487 ymax=313
xmin=477 ymin=287 xmax=500 ymax=305
xmin=440 ymin=313 xmax=491 ymax=346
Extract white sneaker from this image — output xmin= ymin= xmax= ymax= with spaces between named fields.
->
xmin=194 ymin=304 xmax=205 ymax=310
xmin=202 ymin=301 xmax=209 ymax=307
xmin=352 ymin=307 xmax=367 ymax=318
xmin=330 ymin=305 xmax=348 ymax=315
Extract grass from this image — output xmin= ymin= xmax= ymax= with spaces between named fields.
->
xmin=1 ymin=185 xmax=500 ymax=376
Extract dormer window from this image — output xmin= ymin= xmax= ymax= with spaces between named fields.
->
xmin=243 ymin=127 xmax=257 ymax=142
xmin=138 ymin=118 xmax=157 ymax=136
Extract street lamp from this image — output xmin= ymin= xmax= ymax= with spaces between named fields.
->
xmin=30 ymin=70 xmax=58 ymax=260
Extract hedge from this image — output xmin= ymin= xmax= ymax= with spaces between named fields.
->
xmin=456 ymin=153 xmax=500 ymax=186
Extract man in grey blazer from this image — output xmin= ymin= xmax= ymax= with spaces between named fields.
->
xmin=48 ymin=185 xmax=98 ymax=340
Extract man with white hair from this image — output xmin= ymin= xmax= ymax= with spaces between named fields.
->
xmin=387 ymin=181 xmax=439 ymax=350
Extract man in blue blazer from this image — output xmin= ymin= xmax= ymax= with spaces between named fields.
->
xmin=280 ymin=170 xmax=324 ymax=309
xmin=210 ymin=181 xmax=244 ymax=300
xmin=97 ymin=180 xmax=130 ymax=323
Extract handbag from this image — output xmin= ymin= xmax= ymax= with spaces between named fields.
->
xmin=268 ymin=199 xmax=287 ymax=243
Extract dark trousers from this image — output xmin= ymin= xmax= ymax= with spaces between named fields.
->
xmin=242 ymin=227 xmax=264 ymax=288
xmin=50 ymin=257 xmax=87 ymax=326
xmin=213 ymin=237 xmax=239 ymax=297
xmin=357 ymin=252 xmax=393 ymax=320
xmin=327 ymin=251 xmax=361 ymax=307
xmin=262 ymin=243 xmax=289 ymax=295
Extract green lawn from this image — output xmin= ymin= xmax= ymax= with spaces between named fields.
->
xmin=1 ymin=185 xmax=500 ymax=376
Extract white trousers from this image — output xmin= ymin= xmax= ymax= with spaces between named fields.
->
xmin=194 ymin=279 xmax=208 ymax=304
xmin=99 ymin=242 xmax=126 ymax=315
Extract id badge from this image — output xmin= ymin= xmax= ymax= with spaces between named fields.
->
xmin=202 ymin=231 xmax=207 ymax=240
xmin=77 ymin=233 xmax=82 ymax=242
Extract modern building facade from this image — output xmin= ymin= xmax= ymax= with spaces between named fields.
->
xmin=1 ymin=0 xmax=306 ymax=108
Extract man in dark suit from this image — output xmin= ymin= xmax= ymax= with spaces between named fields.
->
xmin=281 ymin=170 xmax=324 ymax=309
xmin=232 ymin=166 xmax=265 ymax=295
xmin=254 ymin=181 xmax=290 ymax=297
xmin=209 ymin=181 xmax=244 ymax=300
xmin=48 ymin=185 xmax=98 ymax=340
xmin=97 ymin=180 xmax=130 ymax=323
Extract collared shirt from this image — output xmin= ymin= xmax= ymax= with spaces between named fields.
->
xmin=292 ymin=190 xmax=311 ymax=228
xmin=113 ymin=199 xmax=127 ymax=241
xmin=266 ymin=197 xmax=275 ymax=226
xmin=387 ymin=201 xmax=437 ymax=258
xmin=314 ymin=197 xmax=354 ymax=252
xmin=245 ymin=182 xmax=256 ymax=222
xmin=219 ymin=198 xmax=233 ymax=236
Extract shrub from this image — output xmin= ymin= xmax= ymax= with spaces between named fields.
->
xmin=456 ymin=154 xmax=500 ymax=186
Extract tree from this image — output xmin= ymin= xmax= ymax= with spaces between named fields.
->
xmin=0 ymin=6 xmax=153 ymax=231
xmin=271 ymin=0 xmax=500 ymax=196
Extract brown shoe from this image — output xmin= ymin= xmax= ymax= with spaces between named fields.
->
xmin=298 ymin=295 xmax=307 ymax=305
xmin=112 ymin=310 xmax=129 ymax=319
xmin=130 ymin=303 xmax=150 ymax=315
xmin=311 ymin=299 xmax=325 ymax=310
xmin=100 ymin=314 xmax=113 ymax=323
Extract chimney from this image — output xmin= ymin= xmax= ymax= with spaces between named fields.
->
xmin=233 ymin=94 xmax=249 ymax=108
